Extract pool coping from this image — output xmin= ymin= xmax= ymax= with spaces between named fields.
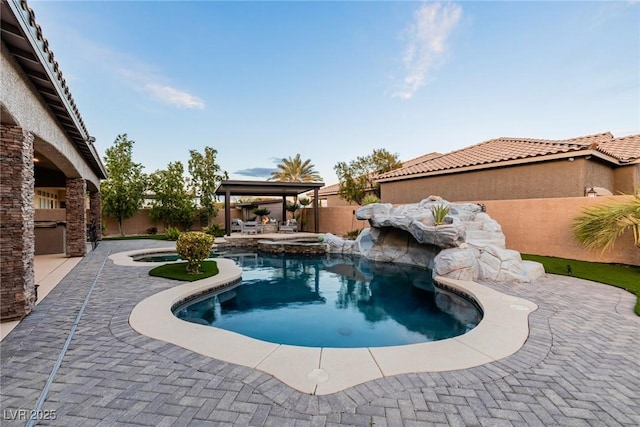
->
xmin=126 ymin=251 xmax=538 ymax=395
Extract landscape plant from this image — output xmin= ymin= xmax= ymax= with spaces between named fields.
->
xmin=100 ymin=134 xmax=147 ymax=236
xmin=334 ymin=148 xmax=402 ymax=205
xmin=164 ymin=227 xmax=181 ymax=241
xmin=572 ymin=192 xmax=640 ymax=253
xmin=430 ymin=204 xmax=451 ymax=225
xmin=269 ymin=154 xmax=322 ymax=183
xmin=252 ymin=207 xmax=271 ymax=223
xmin=285 ymin=202 xmax=300 ymax=221
xmin=175 ymin=231 xmax=214 ymax=274
xmin=149 ymin=161 xmax=196 ymax=230
xmin=188 ymin=146 xmax=228 ymax=227
xmin=362 ymin=195 xmax=380 ymax=205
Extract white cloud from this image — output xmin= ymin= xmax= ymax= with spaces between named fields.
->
xmin=394 ymin=1 xmax=462 ymax=100
xmin=143 ymin=83 xmax=205 ymax=109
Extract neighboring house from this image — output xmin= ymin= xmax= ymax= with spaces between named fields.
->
xmin=1 ymin=0 xmax=106 ymax=321
xmin=318 ymin=152 xmax=441 ymax=206
xmin=376 ymin=132 xmax=639 ymax=204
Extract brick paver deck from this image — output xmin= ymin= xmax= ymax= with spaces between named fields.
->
xmin=1 ymin=240 xmax=639 ymax=426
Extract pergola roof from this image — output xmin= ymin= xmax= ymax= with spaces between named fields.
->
xmin=215 ymin=180 xmax=325 ymax=197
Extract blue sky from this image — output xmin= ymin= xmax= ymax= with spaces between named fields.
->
xmin=31 ymin=0 xmax=639 ymax=185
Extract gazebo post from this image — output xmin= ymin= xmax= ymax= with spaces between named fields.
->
xmin=282 ymin=196 xmax=287 ymax=223
xmin=225 ymin=189 xmax=231 ymax=236
xmin=314 ymin=187 xmax=319 ymax=233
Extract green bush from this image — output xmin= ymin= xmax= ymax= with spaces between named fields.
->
xmin=203 ymin=223 xmax=224 ymax=237
xmin=176 ymin=231 xmax=214 ymax=274
xmin=362 ymin=194 xmax=380 ymax=205
xmin=165 ymin=227 xmax=181 ymax=241
xmin=344 ymin=229 xmax=361 ymax=240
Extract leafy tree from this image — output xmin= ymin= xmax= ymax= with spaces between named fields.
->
xmin=334 ymin=148 xmax=402 ymax=205
xmin=269 ymin=154 xmax=322 ymax=183
xmin=188 ymin=146 xmax=228 ymax=227
xmin=573 ymin=192 xmax=640 ymax=253
xmin=149 ymin=161 xmax=196 ymax=230
xmin=100 ymin=134 xmax=147 ymax=236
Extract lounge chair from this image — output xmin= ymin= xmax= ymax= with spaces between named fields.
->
xmin=231 ymin=219 xmax=243 ymax=233
xmin=279 ymin=219 xmax=298 ymax=233
xmin=242 ymin=221 xmax=261 ymax=235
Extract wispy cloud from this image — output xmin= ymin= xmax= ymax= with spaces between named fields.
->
xmin=143 ymin=83 xmax=205 ymax=109
xmin=394 ymin=1 xmax=462 ymax=99
xmin=235 ymin=167 xmax=278 ymax=178
xmin=47 ymin=26 xmax=206 ymax=111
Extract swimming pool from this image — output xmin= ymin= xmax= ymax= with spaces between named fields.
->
xmin=173 ymin=253 xmax=482 ymax=348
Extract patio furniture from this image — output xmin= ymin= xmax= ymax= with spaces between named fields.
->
xmin=242 ymin=221 xmax=261 ymax=234
xmin=279 ymin=219 xmax=298 ymax=233
xmin=231 ymin=219 xmax=243 ymax=233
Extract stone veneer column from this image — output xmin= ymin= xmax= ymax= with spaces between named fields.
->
xmin=0 ymin=125 xmax=36 ymax=321
xmin=66 ymin=178 xmax=87 ymax=257
xmin=89 ymin=191 xmax=102 ymax=240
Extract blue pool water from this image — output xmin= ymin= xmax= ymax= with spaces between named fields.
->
xmin=173 ymin=253 xmax=482 ymax=348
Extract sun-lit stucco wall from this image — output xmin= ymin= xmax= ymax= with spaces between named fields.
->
xmin=379 ymin=158 xmax=621 ymax=204
xmin=483 ymin=196 xmax=639 ymax=266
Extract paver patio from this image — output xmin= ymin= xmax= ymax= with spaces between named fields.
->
xmin=1 ymin=240 xmax=639 ymax=426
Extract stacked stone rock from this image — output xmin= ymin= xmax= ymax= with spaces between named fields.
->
xmin=324 ymin=196 xmax=545 ymax=283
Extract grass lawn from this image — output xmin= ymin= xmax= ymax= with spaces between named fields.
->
xmin=149 ymin=261 xmax=219 ymax=282
xmin=522 ymin=254 xmax=640 ymax=316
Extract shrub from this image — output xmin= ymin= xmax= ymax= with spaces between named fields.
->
xmin=146 ymin=227 xmax=158 ymax=235
xmin=203 ymin=223 xmax=225 ymax=238
xmin=176 ymin=231 xmax=214 ymax=274
xmin=430 ymin=204 xmax=450 ymax=225
xmin=165 ymin=227 xmax=181 ymax=241
xmin=344 ymin=229 xmax=361 ymax=240
xmin=361 ymin=194 xmax=380 ymax=205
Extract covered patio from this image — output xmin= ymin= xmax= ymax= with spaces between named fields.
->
xmin=215 ymin=180 xmax=325 ymax=235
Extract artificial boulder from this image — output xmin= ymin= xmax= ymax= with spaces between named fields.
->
xmin=325 ymin=197 xmax=545 ymax=283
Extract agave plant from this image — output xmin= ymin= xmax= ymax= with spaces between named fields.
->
xmin=572 ymin=192 xmax=640 ymax=253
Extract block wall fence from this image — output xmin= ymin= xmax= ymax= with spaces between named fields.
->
xmin=102 ymin=195 xmax=638 ymax=266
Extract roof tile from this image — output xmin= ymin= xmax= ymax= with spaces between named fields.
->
xmin=377 ymin=132 xmax=621 ymax=180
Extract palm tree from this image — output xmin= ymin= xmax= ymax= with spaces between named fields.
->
xmin=572 ymin=192 xmax=640 ymax=253
xmin=269 ymin=154 xmax=322 ymax=183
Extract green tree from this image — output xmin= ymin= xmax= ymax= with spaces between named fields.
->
xmin=269 ymin=154 xmax=322 ymax=183
xmin=334 ymin=148 xmax=402 ymax=205
xmin=100 ymin=134 xmax=147 ymax=236
xmin=573 ymin=192 xmax=640 ymax=253
xmin=149 ymin=161 xmax=196 ymax=230
xmin=188 ymin=146 xmax=228 ymax=226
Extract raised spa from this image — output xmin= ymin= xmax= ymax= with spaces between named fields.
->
xmin=172 ymin=252 xmax=482 ymax=348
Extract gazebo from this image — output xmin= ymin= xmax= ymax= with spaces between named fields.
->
xmin=215 ymin=180 xmax=325 ymax=235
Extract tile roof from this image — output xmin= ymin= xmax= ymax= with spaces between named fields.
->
xmin=597 ymin=134 xmax=640 ymax=162
xmin=375 ymin=132 xmax=639 ymax=181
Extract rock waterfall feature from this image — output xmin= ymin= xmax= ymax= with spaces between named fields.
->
xmin=324 ymin=197 xmax=545 ymax=283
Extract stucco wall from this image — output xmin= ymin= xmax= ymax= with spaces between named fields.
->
xmin=103 ymin=209 xmax=241 ymax=236
xmin=483 ymin=196 xmax=639 ymax=266
xmin=379 ymin=159 xmax=618 ymax=204
xmin=614 ymin=165 xmax=639 ymax=195
xmin=306 ymin=207 xmax=369 ymax=237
